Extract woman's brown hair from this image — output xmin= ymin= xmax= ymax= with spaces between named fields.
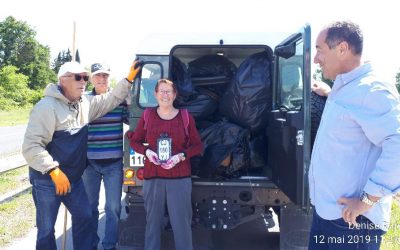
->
xmin=155 ymin=79 xmax=177 ymax=94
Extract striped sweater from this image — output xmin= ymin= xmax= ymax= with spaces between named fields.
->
xmin=87 ymin=89 xmax=128 ymax=160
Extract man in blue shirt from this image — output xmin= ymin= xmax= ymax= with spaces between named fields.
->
xmin=309 ymin=21 xmax=400 ymax=249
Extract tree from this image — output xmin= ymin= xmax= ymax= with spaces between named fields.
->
xmin=52 ymin=49 xmax=72 ymax=73
xmin=0 ymin=16 xmax=56 ymax=90
xmin=0 ymin=65 xmax=35 ymax=110
xmin=75 ymin=49 xmax=81 ymax=63
xmin=396 ymin=70 xmax=400 ymax=93
xmin=313 ymin=67 xmax=334 ymax=87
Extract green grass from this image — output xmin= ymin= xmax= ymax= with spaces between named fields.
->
xmin=382 ymin=201 xmax=400 ymax=250
xmin=0 ymin=106 xmax=31 ymax=126
xmin=0 ymin=167 xmax=29 ymax=195
xmin=0 ymin=191 xmax=35 ymax=247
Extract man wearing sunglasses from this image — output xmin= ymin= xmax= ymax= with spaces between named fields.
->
xmin=22 ymin=60 xmax=141 ymax=250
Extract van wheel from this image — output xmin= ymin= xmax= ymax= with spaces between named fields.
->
xmin=311 ymin=91 xmax=327 ymax=148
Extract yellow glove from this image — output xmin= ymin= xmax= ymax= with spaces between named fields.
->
xmin=126 ymin=60 xmax=142 ymax=82
xmin=49 ymin=168 xmax=71 ymax=195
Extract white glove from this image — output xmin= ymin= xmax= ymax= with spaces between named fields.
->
xmin=145 ymin=149 xmax=160 ymax=165
xmin=161 ymin=153 xmax=184 ymax=170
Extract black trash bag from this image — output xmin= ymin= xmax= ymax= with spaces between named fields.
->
xmin=171 ymin=56 xmax=193 ymax=96
xmin=188 ymin=55 xmax=237 ymax=79
xmin=219 ymin=51 xmax=273 ymax=133
xmin=248 ymin=134 xmax=268 ymax=169
xmin=197 ymin=143 xmax=235 ymax=179
xmin=191 ymin=75 xmax=232 ymax=97
xmin=190 ymin=155 xmax=202 ymax=176
xmin=198 ymin=121 xmax=250 ymax=178
xmin=175 ymin=88 xmax=219 ymax=121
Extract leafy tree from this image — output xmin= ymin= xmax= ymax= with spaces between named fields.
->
xmin=52 ymin=49 xmax=72 ymax=73
xmin=396 ymin=70 xmax=400 ymax=93
xmin=0 ymin=65 xmax=35 ymax=110
xmin=313 ymin=67 xmax=334 ymax=87
xmin=51 ymin=49 xmax=81 ymax=74
xmin=0 ymin=16 xmax=56 ymax=90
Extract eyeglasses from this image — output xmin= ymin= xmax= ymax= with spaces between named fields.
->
xmin=64 ymin=74 xmax=89 ymax=81
xmin=158 ymin=90 xmax=173 ymax=95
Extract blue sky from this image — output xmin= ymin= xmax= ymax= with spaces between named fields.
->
xmin=1 ymin=0 xmax=399 ymax=82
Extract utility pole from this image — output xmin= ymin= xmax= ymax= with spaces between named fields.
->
xmin=72 ymin=21 xmax=76 ymax=62
xmin=61 ymin=21 xmax=76 ymax=250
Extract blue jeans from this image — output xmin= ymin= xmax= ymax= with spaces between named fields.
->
xmin=29 ymin=169 xmax=92 ymax=250
xmin=309 ymin=210 xmax=385 ymax=250
xmin=82 ymin=158 xmax=123 ymax=249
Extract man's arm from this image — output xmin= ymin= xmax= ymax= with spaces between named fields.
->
xmin=338 ymin=84 xmax=400 ymax=225
xmin=88 ymin=61 xmax=141 ymax=122
xmin=22 ymin=100 xmax=58 ymax=174
xmin=88 ymin=78 xmax=131 ymax=122
xmin=360 ymin=86 xmax=400 ymax=197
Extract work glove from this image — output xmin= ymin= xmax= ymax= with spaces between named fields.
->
xmin=49 ymin=168 xmax=71 ymax=195
xmin=145 ymin=149 xmax=161 ymax=165
xmin=126 ymin=60 xmax=142 ymax=82
xmin=161 ymin=153 xmax=184 ymax=170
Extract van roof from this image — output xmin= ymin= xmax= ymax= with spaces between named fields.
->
xmin=135 ymin=32 xmax=291 ymax=55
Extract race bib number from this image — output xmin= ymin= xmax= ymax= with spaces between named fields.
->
xmin=130 ymin=148 xmax=145 ymax=167
xmin=157 ymin=137 xmax=172 ymax=163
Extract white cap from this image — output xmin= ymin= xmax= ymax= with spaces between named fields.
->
xmin=58 ymin=61 xmax=88 ymax=79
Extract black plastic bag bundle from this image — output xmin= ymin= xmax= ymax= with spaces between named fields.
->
xmin=197 ymin=121 xmax=250 ymax=178
xmin=248 ymin=134 xmax=268 ymax=169
xmin=175 ymin=88 xmax=219 ymax=120
xmin=171 ymin=56 xmax=193 ymax=96
xmin=219 ymin=51 xmax=273 ymax=133
xmin=188 ymin=55 xmax=237 ymax=79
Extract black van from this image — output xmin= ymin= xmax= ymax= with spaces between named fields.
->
xmin=119 ymin=25 xmax=321 ymax=250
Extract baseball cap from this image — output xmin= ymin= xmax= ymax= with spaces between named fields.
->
xmin=91 ymin=63 xmax=111 ymax=76
xmin=58 ymin=61 xmax=88 ymax=79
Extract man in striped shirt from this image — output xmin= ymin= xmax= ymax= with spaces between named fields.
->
xmin=82 ymin=63 xmax=129 ymax=250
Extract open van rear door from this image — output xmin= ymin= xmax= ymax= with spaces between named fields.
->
xmin=268 ymin=25 xmax=311 ymax=206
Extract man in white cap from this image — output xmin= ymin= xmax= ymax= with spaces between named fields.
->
xmin=22 ymin=60 xmax=141 ymax=250
xmin=82 ymin=63 xmax=128 ymax=250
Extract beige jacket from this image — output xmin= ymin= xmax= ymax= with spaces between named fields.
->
xmin=22 ymin=78 xmax=131 ymax=174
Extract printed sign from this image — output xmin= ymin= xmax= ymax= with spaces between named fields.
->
xmin=157 ymin=137 xmax=172 ymax=163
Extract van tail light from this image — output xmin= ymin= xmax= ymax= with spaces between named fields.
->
xmin=137 ymin=167 xmax=144 ymax=180
xmin=125 ymin=169 xmax=135 ymax=179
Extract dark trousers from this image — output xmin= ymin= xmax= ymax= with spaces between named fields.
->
xmin=29 ymin=169 xmax=92 ymax=250
xmin=308 ymin=210 xmax=385 ymax=250
xmin=143 ymin=178 xmax=193 ymax=250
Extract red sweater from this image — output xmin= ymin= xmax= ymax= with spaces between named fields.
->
xmin=127 ymin=109 xmax=203 ymax=179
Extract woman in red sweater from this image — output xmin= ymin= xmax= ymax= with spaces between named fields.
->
xmin=128 ymin=79 xmax=202 ymax=250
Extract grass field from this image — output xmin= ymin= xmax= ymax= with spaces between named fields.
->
xmin=0 ymin=107 xmax=31 ymax=126
xmin=0 ymin=167 xmax=29 ymax=195
xmin=0 ymin=192 xmax=35 ymax=248
xmin=382 ymin=201 xmax=400 ymax=250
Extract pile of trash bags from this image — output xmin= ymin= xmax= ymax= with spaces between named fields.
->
xmin=171 ymin=51 xmax=273 ymax=179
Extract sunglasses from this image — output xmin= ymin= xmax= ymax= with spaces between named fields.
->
xmin=65 ymin=74 xmax=89 ymax=81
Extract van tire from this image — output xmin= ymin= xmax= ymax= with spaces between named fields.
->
xmin=310 ymin=92 xmax=326 ymax=148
